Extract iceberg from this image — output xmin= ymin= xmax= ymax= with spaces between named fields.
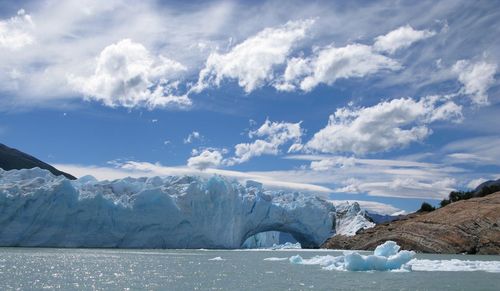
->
xmin=288 ymin=241 xmax=500 ymax=272
xmin=290 ymin=241 xmax=415 ymax=271
xmin=0 ymin=168 xmax=335 ymax=249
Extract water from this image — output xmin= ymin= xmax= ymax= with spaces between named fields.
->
xmin=0 ymin=248 xmax=499 ymax=290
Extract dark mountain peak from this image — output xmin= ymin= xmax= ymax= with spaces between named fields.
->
xmin=0 ymin=143 xmax=76 ymax=180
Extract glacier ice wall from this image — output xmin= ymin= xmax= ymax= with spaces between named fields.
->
xmin=241 ymin=231 xmax=281 ymax=248
xmin=334 ymin=202 xmax=375 ymax=236
xmin=0 ymin=168 xmax=335 ymax=248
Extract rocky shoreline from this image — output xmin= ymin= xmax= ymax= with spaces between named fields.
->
xmin=322 ymin=192 xmax=500 ymax=255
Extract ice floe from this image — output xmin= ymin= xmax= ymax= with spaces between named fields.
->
xmin=288 ymin=241 xmax=500 ymax=272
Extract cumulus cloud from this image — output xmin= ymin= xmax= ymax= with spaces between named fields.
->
xmin=184 ymin=131 xmax=202 ymax=144
xmin=305 ymin=96 xmax=462 ymax=155
xmin=299 ymin=44 xmax=401 ymax=91
xmin=452 ymin=60 xmax=497 ymax=106
xmin=228 ymin=119 xmax=302 ymax=165
xmin=276 ymin=44 xmax=401 ymax=92
xmin=187 ymin=149 xmax=223 ymax=170
xmin=0 ymin=9 xmax=34 ymax=50
xmin=275 ymin=25 xmax=437 ymax=92
xmin=69 ymin=39 xmax=190 ymax=109
xmin=191 ymin=19 xmax=314 ymax=93
xmin=373 ymin=25 xmax=436 ymax=54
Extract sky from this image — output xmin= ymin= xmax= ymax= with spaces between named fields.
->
xmin=0 ymin=0 xmax=499 ymax=214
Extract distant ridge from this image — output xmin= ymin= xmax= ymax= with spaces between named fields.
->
xmin=0 ymin=143 xmax=76 ymax=180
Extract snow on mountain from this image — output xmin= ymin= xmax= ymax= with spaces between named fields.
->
xmin=0 ymin=168 xmax=335 ymax=248
xmin=333 ymin=201 xmax=375 ymax=236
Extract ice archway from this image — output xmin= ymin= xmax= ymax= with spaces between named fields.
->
xmin=0 ymin=168 xmax=336 ymax=248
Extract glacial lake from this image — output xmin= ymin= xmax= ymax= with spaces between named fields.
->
xmin=0 ymin=248 xmax=499 ymax=290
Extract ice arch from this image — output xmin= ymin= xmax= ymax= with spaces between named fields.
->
xmin=0 ymin=168 xmax=336 ymax=249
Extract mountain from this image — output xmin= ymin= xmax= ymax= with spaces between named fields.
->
xmin=334 ymin=202 xmax=375 ymax=236
xmin=0 ymin=143 xmax=76 ymax=180
xmin=365 ymin=212 xmax=403 ymax=224
xmin=322 ymin=192 xmax=500 ymax=254
xmin=474 ymin=178 xmax=500 ymax=196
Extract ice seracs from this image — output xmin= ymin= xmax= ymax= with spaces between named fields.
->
xmin=0 ymin=168 xmax=335 ymax=249
xmin=334 ymin=201 xmax=375 ymax=236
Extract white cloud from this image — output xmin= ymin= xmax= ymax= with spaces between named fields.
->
xmin=333 ymin=176 xmax=456 ymax=200
xmin=467 ymin=178 xmax=487 ymax=189
xmin=373 ymin=25 xmax=435 ymax=54
xmin=310 ymin=156 xmax=355 ymax=171
xmin=275 ymin=25 xmax=437 ymax=92
xmin=452 ymin=60 xmax=497 ymax=106
xmin=299 ymin=44 xmax=401 ymax=92
xmin=277 ymin=44 xmax=401 ymax=92
xmin=243 ymin=157 xmax=462 ymax=200
xmin=191 ymin=19 xmax=313 ymax=93
xmin=183 ymin=131 xmax=202 ymax=144
xmin=305 ymin=96 xmax=462 ymax=155
xmin=330 ymin=200 xmax=403 ymax=215
xmin=228 ymin=119 xmax=302 ymax=165
xmin=69 ymin=39 xmax=190 ymax=109
xmin=443 ymin=136 xmax=500 ymax=166
xmin=0 ymin=9 xmax=34 ymax=50
xmin=54 ymin=161 xmax=333 ymax=194
xmin=187 ymin=149 xmax=223 ymax=170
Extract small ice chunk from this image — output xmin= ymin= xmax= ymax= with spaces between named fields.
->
xmin=208 ymin=256 xmax=224 ymax=261
xmin=263 ymin=257 xmax=288 ymax=261
xmin=271 ymin=242 xmax=302 ymax=249
xmin=410 ymin=259 xmax=500 ymax=273
xmin=289 ymin=255 xmax=303 ymax=264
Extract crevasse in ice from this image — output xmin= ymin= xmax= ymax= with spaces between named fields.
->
xmin=0 ymin=168 xmax=335 ymax=248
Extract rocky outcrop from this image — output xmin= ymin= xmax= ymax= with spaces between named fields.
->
xmin=322 ymin=192 xmax=500 ymax=254
xmin=0 ymin=143 xmax=76 ymax=180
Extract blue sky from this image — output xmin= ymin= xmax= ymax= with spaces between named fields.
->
xmin=0 ymin=0 xmax=499 ymax=214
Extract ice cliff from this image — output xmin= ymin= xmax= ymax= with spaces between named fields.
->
xmin=0 ymin=168 xmax=335 ymax=249
xmin=334 ymin=202 xmax=375 ymax=236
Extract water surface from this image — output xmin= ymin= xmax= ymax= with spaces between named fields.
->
xmin=0 ymin=248 xmax=499 ymax=290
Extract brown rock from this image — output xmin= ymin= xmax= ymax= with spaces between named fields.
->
xmin=322 ymin=192 xmax=500 ymax=254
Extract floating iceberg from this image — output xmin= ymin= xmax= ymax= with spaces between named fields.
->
xmin=0 ymin=168 xmax=335 ymax=249
xmin=290 ymin=241 xmax=415 ymax=271
xmin=263 ymin=257 xmax=289 ymax=261
xmin=289 ymin=241 xmax=500 ymax=272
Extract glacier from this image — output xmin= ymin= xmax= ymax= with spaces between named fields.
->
xmin=0 ymin=168 xmax=335 ymax=249
xmin=334 ymin=201 xmax=375 ymax=236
